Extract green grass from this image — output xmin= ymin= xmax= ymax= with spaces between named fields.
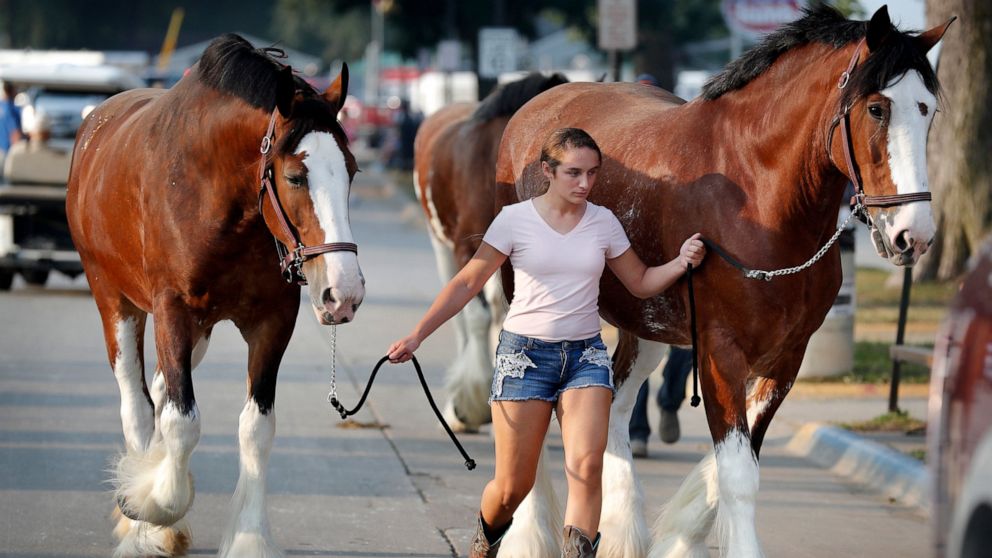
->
xmin=849 ymin=341 xmax=932 ymax=384
xmin=906 ymin=448 xmax=927 ymax=462
xmin=839 ymin=410 xmax=926 ymax=433
xmin=855 ymin=268 xmax=957 ymax=324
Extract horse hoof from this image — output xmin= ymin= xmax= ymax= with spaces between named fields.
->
xmin=112 ymin=505 xmax=192 ymax=558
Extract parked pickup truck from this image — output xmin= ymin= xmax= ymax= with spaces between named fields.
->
xmin=0 ymin=63 xmax=143 ymax=289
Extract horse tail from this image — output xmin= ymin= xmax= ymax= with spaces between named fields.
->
xmin=611 ymin=328 xmax=640 ymax=387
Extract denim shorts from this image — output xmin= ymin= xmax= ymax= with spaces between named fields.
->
xmin=489 ymin=330 xmax=615 ymax=404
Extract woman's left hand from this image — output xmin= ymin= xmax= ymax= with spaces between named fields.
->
xmin=387 ymin=334 xmax=421 ymax=363
xmin=679 ymin=233 xmax=706 ymax=269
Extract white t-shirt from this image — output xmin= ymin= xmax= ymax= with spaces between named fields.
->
xmin=482 ymin=199 xmax=631 ymax=342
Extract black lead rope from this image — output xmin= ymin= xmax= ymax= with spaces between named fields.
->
xmin=686 ymin=263 xmax=702 ymax=408
xmin=329 ymin=355 xmax=477 ymax=471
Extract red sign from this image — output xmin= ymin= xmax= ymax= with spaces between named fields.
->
xmin=722 ymin=0 xmax=805 ymax=40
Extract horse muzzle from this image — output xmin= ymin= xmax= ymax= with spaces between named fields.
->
xmin=306 ymin=255 xmax=365 ymax=325
xmin=869 ymin=202 xmax=935 ymax=267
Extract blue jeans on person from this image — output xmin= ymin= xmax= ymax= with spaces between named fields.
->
xmin=489 ymin=330 xmax=615 ymax=404
xmin=629 ymin=347 xmax=692 ymax=441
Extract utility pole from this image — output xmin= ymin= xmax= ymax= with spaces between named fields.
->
xmin=366 ymin=0 xmax=387 ymax=106
xmin=156 ymin=8 xmax=184 ymax=73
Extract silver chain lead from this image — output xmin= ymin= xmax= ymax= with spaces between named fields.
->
xmin=743 ymin=204 xmax=862 ymax=281
xmin=326 ymin=324 xmax=339 ymax=404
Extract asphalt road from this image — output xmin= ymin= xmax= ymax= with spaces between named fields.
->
xmin=0 ymin=178 xmax=929 ymax=557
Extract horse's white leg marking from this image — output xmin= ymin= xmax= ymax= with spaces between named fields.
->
xmin=497 ymin=444 xmax=563 ymax=558
xmin=601 ymin=338 xmax=667 ymax=558
xmin=113 ymin=317 xmax=154 ymax=454
xmin=149 ymin=370 xmax=166 ymax=445
xmin=218 ymin=399 xmax=282 ymax=558
xmin=425 ymin=227 xmax=482 ymax=431
xmin=880 ymin=71 xmax=937 ymax=258
xmin=111 ymin=319 xmax=195 ymax=557
xmin=649 ymin=453 xmax=719 ymax=558
xmin=113 ymin=402 xmax=199 ymax=526
xmin=746 ymin=378 xmax=775 ymax=434
xmin=714 ymin=430 xmax=764 ymax=558
xmin=443 ymin=289 xmax=494 ymax=430
xmin=112 ymin=506 xmax=191 ymax=558
xmin=297 ymin=131 xmax=365 ymax=319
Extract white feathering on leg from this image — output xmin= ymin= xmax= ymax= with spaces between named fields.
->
xmin=218 ymin=399 xmax=283 ymax=558
xmin=497 ymin=445 xmax=562 ymax=558
xmin=714 ymin=431 xmax=764 ymax=558
xmin=649 ymin=453 xmax=719 ymax=558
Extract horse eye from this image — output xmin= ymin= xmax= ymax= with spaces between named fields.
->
xmin=285 ymin=175 xmax=307 ymax=188
xmin=867 ymin=104 xmax=885 ymax=120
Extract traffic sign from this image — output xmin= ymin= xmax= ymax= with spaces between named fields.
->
xmin=438 ymin=40 xmax=461 ymax=72
xmin=478 ymin=28 xmax=517 ymax=78
xmin=598 ymin=0 xmax=637 ymax=51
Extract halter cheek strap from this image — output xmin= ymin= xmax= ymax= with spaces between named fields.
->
xmin=257 ymin=110 xmax=358 ymax=285
xmin=828 ymin=40 xmax=931 ymax=226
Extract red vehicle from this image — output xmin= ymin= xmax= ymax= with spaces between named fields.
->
xmin=928 ymin=238 xmax=992 ymax=557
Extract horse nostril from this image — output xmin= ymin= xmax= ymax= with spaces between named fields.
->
xmin=894 ymin=230 xmax=912 ymax=253
xmin=340 ymin=316 xmax=350 ymax=324
xmin=352 ymin=303 xmax=358 ymax=312
xmin=322 ymin=288 xmax=336 ymax=306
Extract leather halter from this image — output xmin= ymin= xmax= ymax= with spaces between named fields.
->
xmin=828 ymin=40 xmax=932 ymax=226
xmin=257 ymin=110 xmax=358 ymax=285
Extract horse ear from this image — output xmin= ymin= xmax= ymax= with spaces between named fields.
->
xmin=275 ymin=65 xmax=295 ymax=118
xmin=866 ymin=5 xmax=893 ymax=52
xmin=324 ymin=63 xmax=349 ymax=114
xmin=915 ymin=16 xmax=956 ymax=54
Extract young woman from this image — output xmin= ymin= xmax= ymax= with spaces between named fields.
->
xmin=387 ymin=128 xmax=705 ymax=558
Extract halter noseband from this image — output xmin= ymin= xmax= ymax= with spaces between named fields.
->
xmin=257 ymin=110 xmax=358 ymax=285
xmin=828 ymin=40 xmax=932 ymax=227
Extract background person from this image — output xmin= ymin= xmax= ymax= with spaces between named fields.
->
xmin=387 ymin=127 xmax=705 ymax=557
xmin=628 ymin=347 xmax=692 ymax=457
xmin=3 ymin=110 xmax=71 ymax=184
xmin=0 ymin=81 xmax=23 ymax=174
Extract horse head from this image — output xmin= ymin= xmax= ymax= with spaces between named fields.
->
xmin=833 ymin=6 xmax=954 ymax=266
xmin=263 ymin=63 xmax=365 ymax=325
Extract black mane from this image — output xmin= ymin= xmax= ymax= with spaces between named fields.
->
xmin=197 ymin=34 xmax=349 ymax=157
xmin=702 ymin=4 xmax=939 ymax=108
xmin=472 ymin=72 xmax=569 ymax=122
xmin=196 ymin=33 xmax=315 ymax=112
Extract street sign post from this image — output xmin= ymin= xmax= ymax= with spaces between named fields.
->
xmin=597 ymin=0 xmax=636 ymax=82
xmin=597 ymin=0 xmax=637 ymax=51
xmin=478 ymin=27 xmax=517 ymax=79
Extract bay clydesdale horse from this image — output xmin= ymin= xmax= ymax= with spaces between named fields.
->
xmin=67 ymin=35 xmax=363 ymax=557
xmin=493 ymin=6 xmax=952 ymax=558
xmin=413 ymin=72 xmax=567 ymax=433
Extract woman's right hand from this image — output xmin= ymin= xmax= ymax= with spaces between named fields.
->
xmin=387 ymin=334 xmax=421 ymax=363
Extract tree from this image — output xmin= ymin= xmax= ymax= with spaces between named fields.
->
xmin=917 ymin=0 xmax=992 ymax=280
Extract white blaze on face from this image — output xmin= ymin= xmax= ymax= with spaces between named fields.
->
xmin=880 ymin=70 xmax=937 ymax=254
xmin=295 ymin=131 xmax=364 ymax=305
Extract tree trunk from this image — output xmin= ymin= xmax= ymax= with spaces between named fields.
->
xmin=917 ymin=0 xmax=992 ymax=281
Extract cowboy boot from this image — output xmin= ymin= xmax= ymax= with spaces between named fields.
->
xmin=469 ymin=513 xmax=511 ymax=558
xmin=562 ymin=525 xmax=601 ymax=558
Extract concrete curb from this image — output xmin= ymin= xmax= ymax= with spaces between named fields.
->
xmin=786 ymin=422 xmax=930 ymax=514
